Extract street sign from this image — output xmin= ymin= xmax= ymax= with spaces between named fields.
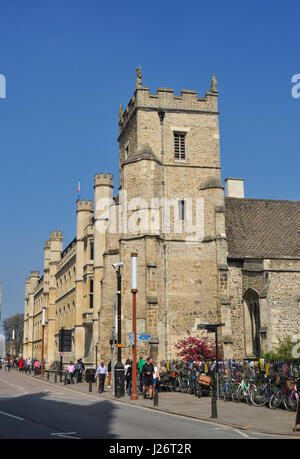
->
xmin=197 ymin=323 xmax=225 ymax=332
xmin=137 ymin=334 xmax=151 ymax=341
xmin=59 ymin=328 xmax=72 ymax=352
xmin=128 ymin=332 xmax=135 ymax=346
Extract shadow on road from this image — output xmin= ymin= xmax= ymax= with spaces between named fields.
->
xmin=0 ymin=391 xmax=118 ymax=439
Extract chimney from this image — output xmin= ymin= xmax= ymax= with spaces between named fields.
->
xmin=225 ymin=178 xmax=244 ymax=198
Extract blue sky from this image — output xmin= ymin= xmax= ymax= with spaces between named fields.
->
xmin=0 ymin=1 xmax=299 ymax=322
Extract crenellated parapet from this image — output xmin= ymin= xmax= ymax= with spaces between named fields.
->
xmin=94 ymin=172 xmax=114 ymax=188
xmin=76 ymin=200 xmax=94 ymax=213
xmin=119 ymin=81 xmax=219 ymax=136
xmin=50 ymin=231 xmax=63 ymax=240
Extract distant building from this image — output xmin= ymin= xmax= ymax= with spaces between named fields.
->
xmin=0 ymin=281 xmax=6 ymax=357
xmin=23 ymin=73 xmax=300 ymax=366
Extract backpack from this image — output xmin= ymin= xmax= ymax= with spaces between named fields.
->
xmin=75 ymin=363 xmax=81 ymax=371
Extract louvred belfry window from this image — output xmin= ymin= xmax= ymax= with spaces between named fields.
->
xmin=174 ymin=132 xmax=186 ymax=159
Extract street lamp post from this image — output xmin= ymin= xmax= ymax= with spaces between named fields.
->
xmin=40 ymin=307 xmax=46 ymax=378
xmin=113 ymin=262 xmax=125 ymax=398
xmin=197 ymin=322 xmax=225 ymax=419
xmin=131 ymin=253 xmax=138 ymax=400
xmin=11 ymin=330 xmax=15 ymax=370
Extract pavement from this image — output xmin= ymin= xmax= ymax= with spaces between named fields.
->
xmin=17 ymin=370 xmax=300 ymax=438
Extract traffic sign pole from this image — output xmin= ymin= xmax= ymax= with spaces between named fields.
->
xmin=196 ymin=322 xmax=225 ymax=418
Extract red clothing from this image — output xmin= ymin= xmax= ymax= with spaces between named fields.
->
xmin=19 ymin=359 xmax=24 ymax=369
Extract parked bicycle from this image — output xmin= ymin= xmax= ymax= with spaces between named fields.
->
xmin=283 ymin=377 xmax=299 ymax=411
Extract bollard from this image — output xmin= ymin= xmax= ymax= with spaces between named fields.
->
xmin=47 ymin=371 xmax=49 ymax=380
xmin=55 ymin=374 xmax=57 ymax=383
xmin=89 ymin=382 xmax=92 ymax=392
xmin=211 ymin=395 xmax=217 ymax=418
xmin=154 ymin=387 xmax=159 ymax=406
xmin=114 ymin=362 xmax=125 ymax=398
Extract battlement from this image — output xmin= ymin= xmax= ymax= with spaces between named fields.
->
xmin=30 ymin=270 xmax=40 ymax=278
xmin=44 ymin=240 xmax=50 ymax=249
xmin=94 ymin=172 xmax=114 ymax=188
xmin=50 ymin=231 xmax=63 ymax=240
xmin=119 ymin=80 xmax=219 ymax=134
xmin=76 ymin=200 xmax=94 ymax=212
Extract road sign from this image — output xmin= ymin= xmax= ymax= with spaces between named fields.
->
xmin=59 ymin=328 xmax=72 ymax=352
xmin=128 ymin=332 xmax=135 ymax=346
xmin=137 ymin=334 xmax=151 ymax=341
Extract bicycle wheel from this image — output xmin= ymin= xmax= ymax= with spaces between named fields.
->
xmin=223 ymin=387 xmax=232 ymax=402
xmin=250 ymin=386 xmax=268 ymax=407
xmin=269 ymin=390 xmax=283 ymax=410
xmin=182 ymin=377 xmax=189 ymax=393
xmin=232 ymin=388 xmax=242 ymax=402
xmin=283 ymin=390 xmax=297 ymax=411
xmin=189 ymin=378 xmax=195 ymax=395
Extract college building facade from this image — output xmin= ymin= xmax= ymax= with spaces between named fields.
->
xmin=23 ymin=72 xmax=300 ymax=366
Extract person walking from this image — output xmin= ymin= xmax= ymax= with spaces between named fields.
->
xmin=124 ymin=359 xmax=131 ymax=393
xmin=75 ymin=360 xmax=82 ymax=383
xmin=138 ymin=356 xmax=146 ymax=395
xmin=142 ymin=357 xmax=154 ymax=400
xmin=125 ymin=360 xmax=132 ymax=395
xmin=66 ymin=361 xmax=75 ymax=384
xmin=95 ymin=362 xmax=108 ymax=393
xmin=34 ymin=359 xmax=40 ymax=375
xmin=26 ymin=358 xmax=32 ymax=373
xmin=107 ymin=360 xmax=112 ymax=388
xmin=153 ymin=361 xmax=160 ymax=392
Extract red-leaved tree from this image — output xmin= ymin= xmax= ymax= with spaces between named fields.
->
xmin=174 ymin=333 xmax=216 ymax=362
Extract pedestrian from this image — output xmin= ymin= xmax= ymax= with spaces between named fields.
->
xmin=95 ymin=361 xmax=108 ymax=393
xmin=142 ymin=357 xmax=155 ymax=400
xmin=79 ymin=359 xmax=85 ymax=382
xmin=138 ymin=356 xmax=146 ymax=394
xmin=107 ymin=360 xmax=112 ymax=388
xmin=124 ymin=359 xmax=131 ymax=392
xmin=125 ymin=360 xmax=132 ymax=395
xmin=34 ymin=359 xmax=40 ymax=375
xmin=153 ymin=361 xmax=160 ymax=392
xmin=66 ymin=361 xmax=75 ymax=384
xmin=19 ymin=357 xmax=24 ymax=372
xmin=26 ymin=358 xmax=32 ymax=373
xmin=75 ymin=360 xmax=82 ymax=383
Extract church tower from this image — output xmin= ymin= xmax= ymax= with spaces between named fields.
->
xmin=99 ymin=71 xmax=230 ymax=363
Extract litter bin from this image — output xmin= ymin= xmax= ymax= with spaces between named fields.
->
xmin=85 ymin=369 xmax=96 ymax=383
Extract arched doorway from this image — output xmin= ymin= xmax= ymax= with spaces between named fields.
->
xmin=243 ymin=289 xmax=261 ymax=357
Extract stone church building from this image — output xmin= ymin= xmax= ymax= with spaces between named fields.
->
xmin=23 ymin=72 xmax=300 ymax=366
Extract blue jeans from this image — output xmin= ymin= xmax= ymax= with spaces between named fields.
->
xmin=127 ymin=380 xmax=132 ymax=395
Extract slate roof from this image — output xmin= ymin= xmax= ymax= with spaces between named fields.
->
xmin=225 ymin=197 xmax=300 ymax=259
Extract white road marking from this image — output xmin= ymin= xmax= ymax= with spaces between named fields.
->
xmin=233 ymin=428 xmax=255 ymax=439
xmin=0 ymin=377 xmax=28 ymax=395
xmin=0 ymin=410 xmax=24 ymax=421
xmin=51 ymin=432 xmax=81 ymax=439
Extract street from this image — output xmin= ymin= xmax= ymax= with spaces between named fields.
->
xmin=0 ymin=370 xmax=272 ymax=440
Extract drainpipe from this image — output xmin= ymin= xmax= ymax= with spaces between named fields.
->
xmin=158 ymin=107 xmax=168 ymax=361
